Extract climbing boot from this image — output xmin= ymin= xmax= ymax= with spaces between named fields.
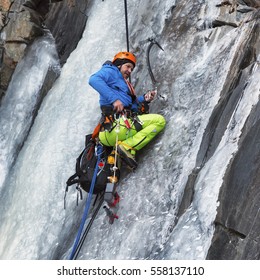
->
xmin=117 ymin=144 xmax=138 ymax=169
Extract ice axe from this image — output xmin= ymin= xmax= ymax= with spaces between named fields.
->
xmin=146 ymin=38 xmax=165 ymax=100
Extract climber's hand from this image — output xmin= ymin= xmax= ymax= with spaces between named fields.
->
xmin=113 ymin=100 xmax=124 ymax=113
xmin=144 ymin=90 xmax=156 ymax=102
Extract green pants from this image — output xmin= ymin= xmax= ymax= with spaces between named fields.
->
xmin=99 ymin=114 xmax=166 ymax=151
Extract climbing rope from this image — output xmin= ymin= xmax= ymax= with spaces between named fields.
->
xmin=70 ymin=193 xmax=105 ymax=260
xmin=124 ymin=0 xmax=130 ymax=52
xmin=113 ymin=116 xmax=120 ymax=180
xmin=69 ymin=144 xmax=103 ymax=260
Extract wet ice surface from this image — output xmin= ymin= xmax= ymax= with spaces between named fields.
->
xmin=0 ymin=0 xmax=258 ymax=259
xmin=0 ymin=33 xmax=59 ymax=191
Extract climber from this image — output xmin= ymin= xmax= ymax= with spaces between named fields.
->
xmin=89 ymin=51 xmax=166 ymax=169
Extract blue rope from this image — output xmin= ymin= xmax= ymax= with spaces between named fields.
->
xmin=69 ymin=144 xmax=103 ymax=260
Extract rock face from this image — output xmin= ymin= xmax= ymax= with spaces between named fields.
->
xmin=162 ymin=1 xmax=260 ymax=260
xmin=44 ymin=0 xmax=89 ymax=66
xmin=0 ymin=0 xmax=88 ymax=101
xmin=208 ymin=115 xmax=260 ymax=259
xmin=0 ymin=0 xmax=47 ymax=99
xmin=0 ymin=0 xmax=259 ymax=260
xmin=201 ymin=6 xmax=260 ymax=260
xmin=207 ymin=87 xmax=260 ymax=259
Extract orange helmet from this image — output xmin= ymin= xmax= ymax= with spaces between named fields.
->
xmin=112 ymin=51 xmax=136 ymax=66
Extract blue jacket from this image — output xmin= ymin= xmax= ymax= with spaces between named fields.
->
xmin=89 ymin=61 xmax=145 ymax=112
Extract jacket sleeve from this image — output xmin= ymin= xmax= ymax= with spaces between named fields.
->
xmin=89 ymin=68 xmax=119 ymax=105
xmin=131 ymin=95 xmax=150 ymax=114
xmin=137 ymin=95 xmax=145 ymax=103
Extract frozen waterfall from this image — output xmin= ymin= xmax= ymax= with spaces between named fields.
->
xmin=0 ymin=0 xmax=259 ymax=261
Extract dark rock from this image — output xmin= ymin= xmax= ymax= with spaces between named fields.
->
xmin=0 ymin=0 xmax=48 ymax=98
xmin=205 ymin=13 xmax=260 ymax=259
xmin=44 ymin=0 xmax=89 ymax=65
xmin=0 ymin=0 xmax=88 ymax=100
xmin=207 ymin=105 xmax=260 ymax=259
xmin=0 ymin=0 xmax=259 ymax=260
xmin=242 ymin=0 xmax=260 ymax=8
